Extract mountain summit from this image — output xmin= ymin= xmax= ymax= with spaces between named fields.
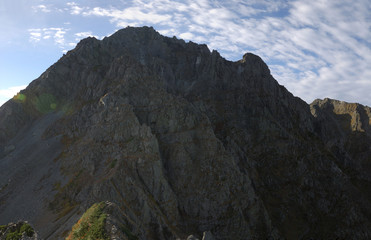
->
xmin=0 ymin=26 xmax=370 ymax=239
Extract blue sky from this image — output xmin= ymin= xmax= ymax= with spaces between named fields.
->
xmin=1 ymin=0 xmax=371 ymax=107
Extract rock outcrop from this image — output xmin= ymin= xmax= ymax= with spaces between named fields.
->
xmin=0 ymin=26 xmax=370 ymax=239
xmin=311 ymin=98 xmax=371 ymax=208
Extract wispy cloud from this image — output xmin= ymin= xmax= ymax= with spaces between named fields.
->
xmin=32 ymin=4 xmax=51 ymax=13
xmin=29 ymin=31 xmax=42 ymax=42
xmin=28 ymin=27 xmax=69 ymax=48
xmin=279 ymin=0 xmax=371 ymax=104
xmin=82 ymin=6 xmax=172 ymax=27
xmin=63 ymin=0 xmax=288 ymax=56
xmin=66 ymin=2 xmax=83 ymax=15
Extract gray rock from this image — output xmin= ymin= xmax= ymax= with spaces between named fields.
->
xmin=3 ymin=144 xmax=15 ymax=154
xmin=202 ymin=231 xmax=215 ymax=240
xmin=186 ymin=235 xmax=199 ymax=240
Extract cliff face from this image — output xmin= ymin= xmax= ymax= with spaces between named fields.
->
xmin=0 ymin=26 xmax=370 ymax=239
xmin=311 ymin=99 xmax=371 ymax=203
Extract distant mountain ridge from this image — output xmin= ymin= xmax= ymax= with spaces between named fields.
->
xmin=0 ymin=26 xmax=370 ymax=239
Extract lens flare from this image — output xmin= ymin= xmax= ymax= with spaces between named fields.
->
xmin=13 ymin=93 xmax=26 ymax=102
xmin=33 ymin=93 xmax=58 ymax=113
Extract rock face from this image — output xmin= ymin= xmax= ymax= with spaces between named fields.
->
xmin=310 ymin=98 xmax=371 ymax=208
xmin=0 ymin=26 xmax=370 ymax=239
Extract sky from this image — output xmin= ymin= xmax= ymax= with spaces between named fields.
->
xmin=1 ymin=0 xmax=371 ymax=107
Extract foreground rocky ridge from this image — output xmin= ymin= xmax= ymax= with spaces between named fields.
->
xmin=0 ymin=221 xmax=38 ymax=240
xmin=0 ymin=26 xmax=370 ymax=239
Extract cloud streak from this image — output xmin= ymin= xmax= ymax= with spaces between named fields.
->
xmin=32 ymin=4 xmax=51 ymax=13
xmin=66 ymin=2 xmax=83 ymax=15
xmin=28 ymin=27 xmax=68 ymax=47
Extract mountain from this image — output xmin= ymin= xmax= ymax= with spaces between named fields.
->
xmin=0 ymin=26 xmax=370 ymax=239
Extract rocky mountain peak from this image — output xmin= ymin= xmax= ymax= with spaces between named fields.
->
xmin=0 ymin=26 xmax=370 ymax=239
xmin=311 ymin=98 xmax=371 ymax=133
xmin=239 ymin=52 xmax=271 ymax=77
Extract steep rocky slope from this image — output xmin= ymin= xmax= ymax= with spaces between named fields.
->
xmin=0 ymin=26 xmax=370 ymax=239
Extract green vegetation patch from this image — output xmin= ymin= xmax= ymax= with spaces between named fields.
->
xmin=0 ymin=222 xmax=35 ymax=240
xmin=66 ymin=202 xmax=109 ymax=240
xmin=20 ymin=224 xmax=34 ymax=236
xmin=33 ymin=93 xmax=58 ymax=114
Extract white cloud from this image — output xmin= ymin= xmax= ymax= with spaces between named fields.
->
xmin=277 ymin=0 xmax=371 ymax=105
xmin=0 ymin=85 xmax=28 ymax=107
xmin=82 ymin=6 xmax=172 ymax=27
xmin=29 ymin=31 xmax=42 ymax=42
xmin=75 ymin=32 xmax=93 ymax=38
xmin=54 ymin=28 xmax=66 ymax=45
xmin=67 ymin=2 xmax=83 ymax=15
xmin=32 ymin=4 xmax=51 ymax=13
xmin=28 ymin=27 xmax=69 ymax=49
xmin=178 ymin=32 xmax=194 ymax=40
